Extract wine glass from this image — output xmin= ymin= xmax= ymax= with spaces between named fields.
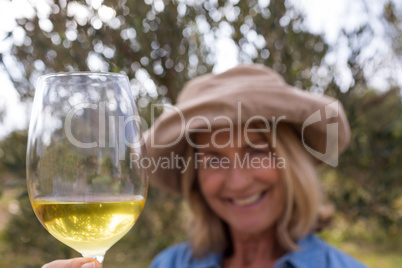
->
xmin=26 ymin=72 xmax=148 ymax=264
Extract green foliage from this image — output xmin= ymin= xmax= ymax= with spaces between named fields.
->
xmin=331 ymin=88 xmax=402 ymax=228
xmin=0 ymin=130 xmax=27 ymax=189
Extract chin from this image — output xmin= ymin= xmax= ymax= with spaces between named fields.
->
xmin=228 ymin=219 xmax=276 ymax=236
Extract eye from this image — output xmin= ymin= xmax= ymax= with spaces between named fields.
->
xmin=205 ymin=156 xmax=221 ymax=167
xmin=197 ymin=154 xmax=230 ymax=170
xmin=249 ymin=148 xmax=269 ymax=156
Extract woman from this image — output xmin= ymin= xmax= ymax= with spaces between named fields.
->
xmin=42 ymin=64 xmax=367 ymax=268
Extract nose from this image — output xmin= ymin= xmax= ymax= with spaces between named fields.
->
xmin=224 ymin=164 xmax=252 ymax=191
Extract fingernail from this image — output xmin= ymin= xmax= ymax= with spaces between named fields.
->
xmin=81 ymin=262 xmax=95 ymax=268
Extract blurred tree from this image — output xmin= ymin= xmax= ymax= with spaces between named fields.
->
xmin=0 ymin=0 xmax=401 ymax=267
xmin=320 ymin=0 xmax=402 ymax=241
xmin=1 ymin=0 xmax=326 ymax=103
xmin=0 ymin=108 xmax=4 ymax=124
xmin=0 ymin=130 xmax=27 ymax=182
xmin=383 ymin=1 xmax=401 ymax=59
xmin=322 ymin=86 xmax=402 ymax=241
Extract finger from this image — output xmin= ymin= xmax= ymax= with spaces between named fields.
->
xmin=42 ymin=257 xmax=102 ymax=268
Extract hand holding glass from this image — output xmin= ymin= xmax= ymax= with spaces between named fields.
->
xmin=26 ymin=73 xmax=148 ymax=264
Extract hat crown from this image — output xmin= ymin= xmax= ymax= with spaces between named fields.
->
xmin=177 ymin=64 xmax=287 ymax=103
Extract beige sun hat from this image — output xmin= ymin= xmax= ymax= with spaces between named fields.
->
xmin=144 ymin=64 xmax=351 ymax=194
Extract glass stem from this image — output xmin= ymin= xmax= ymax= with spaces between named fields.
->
xmin=84 ymin=254 xmax=104 ymax=264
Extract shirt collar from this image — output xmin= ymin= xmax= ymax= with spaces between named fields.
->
xmin=189 ymin=250 xmax=222 ymax=268
xmin=275 ymin=234 xmax=326 ymax=268
xmin=188 ymin=234 xmax=325 ymax=268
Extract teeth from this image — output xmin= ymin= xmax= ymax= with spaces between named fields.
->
xmin=232 ymin=192 xmax=263 ymax=206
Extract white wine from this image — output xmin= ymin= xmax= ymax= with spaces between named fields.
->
xmin=32 ymin=196 xmax=145 ymax=257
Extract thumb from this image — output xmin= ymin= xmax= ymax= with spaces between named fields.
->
xmin=42 ymin=257 xmax=102 ymax=268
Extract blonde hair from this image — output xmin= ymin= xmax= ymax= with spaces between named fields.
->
xmin=181 ymin=124 xmax=334 ymax=257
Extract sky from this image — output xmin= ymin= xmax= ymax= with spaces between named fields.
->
xmin=0 ymin=0 xmax=401 ymax=139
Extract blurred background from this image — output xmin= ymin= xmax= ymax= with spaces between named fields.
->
xmin=0 ymin=0 xmax=401 ymax=267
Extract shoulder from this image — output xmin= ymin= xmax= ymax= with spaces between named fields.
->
xmin=291 ymin=234 xmax=368 ymax=268
xmin=319 ymin=239 xmax=368 ymax=268
xmin=149 ymin=243 xmax=192 ymax=268
xmin=149 ymin=242 xmax=222 ymax=268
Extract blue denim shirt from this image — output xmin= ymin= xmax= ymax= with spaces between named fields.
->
xmin=150 ymin=234 xmax=368 ymax=268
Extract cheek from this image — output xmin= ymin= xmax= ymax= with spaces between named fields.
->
xmin=197 ymin=172 xmax=222 ymax=197
xmin=258 ymin=167 xmax=282 ymax=184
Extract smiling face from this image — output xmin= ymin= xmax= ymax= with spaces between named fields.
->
xmin=195 ymin=128 xmax=286 ymax=236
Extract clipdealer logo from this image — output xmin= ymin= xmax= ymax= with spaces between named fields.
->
xmin=63 ymin=100 xmax=342 ymax=167
xmin=301 ymin=101 xmax=340 ymax=167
